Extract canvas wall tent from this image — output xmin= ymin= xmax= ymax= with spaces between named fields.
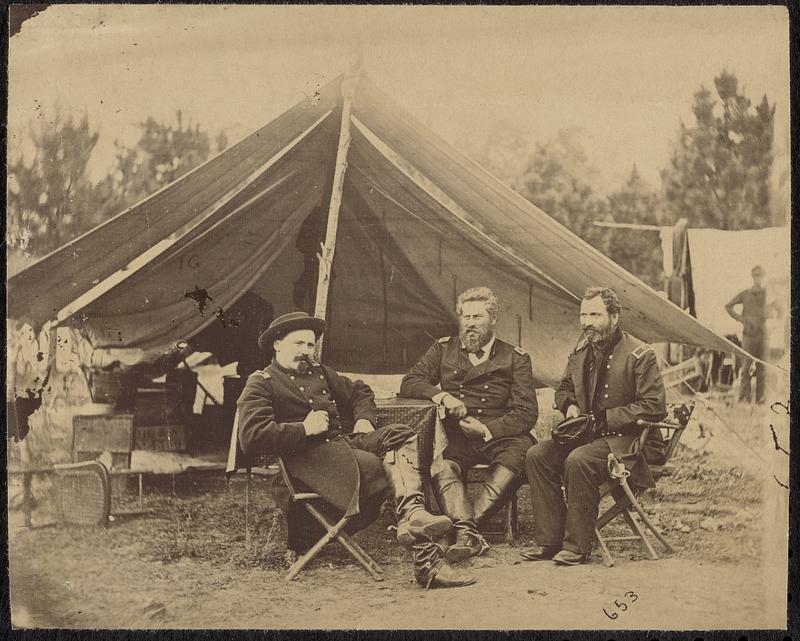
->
xmin=660 ymin=225 xmax=790 ymax=354
xmin=7 ymin=72 xmax=745 ymax=387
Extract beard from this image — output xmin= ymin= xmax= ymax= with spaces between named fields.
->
xmin=460 ymin=325 xmax=493 ymax=353
xmin=582 ymin=323 xmax=614 ymax=344
xmin=295 ymin=354 xmax=313 ymax=375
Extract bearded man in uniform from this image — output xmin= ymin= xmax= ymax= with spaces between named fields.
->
xmin=401 ymin=287 xmax=539 ymax=562
xmin=523 ymin=287 xmax=667 ymax=566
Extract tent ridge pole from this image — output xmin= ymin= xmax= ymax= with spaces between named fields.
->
xmin=314 ymin=74 xmax=358 ymax=358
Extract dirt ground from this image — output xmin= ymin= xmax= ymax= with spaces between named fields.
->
xmin=8 ymin=419 xmax=789 ymax=631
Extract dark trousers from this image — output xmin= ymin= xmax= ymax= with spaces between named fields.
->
xmin=443 ymin=426 xmax=534 ymax=476
xmin=740 ymin=334 xmax=766 ymax=403
xmin=525 ymin=438 xmax=611 ymax=555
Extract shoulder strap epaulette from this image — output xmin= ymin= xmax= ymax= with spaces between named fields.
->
xmin=437 ymin=336 xmax=451 ymax=344
xmin=513 ymin=345 xmax=527 ymax=356
xmin=253 ymin=368 xmax=271 ymax=380
xmin=631 ymin=343 xmax=654 ymax=359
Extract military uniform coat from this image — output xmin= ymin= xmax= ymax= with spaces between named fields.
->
xmin=554 ymin=329 xmax=667 ymax=488
xmin=237 ymin=360 xmax=388 ymax=516
xmin=400 ymin=336 xmax=539 ymax=438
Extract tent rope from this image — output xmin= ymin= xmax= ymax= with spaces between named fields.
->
xmin=679 ymin=376 xmax=775 ymax=468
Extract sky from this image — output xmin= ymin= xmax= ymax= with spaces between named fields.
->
xmin=8 ymin=4 xmax=790 ymax=196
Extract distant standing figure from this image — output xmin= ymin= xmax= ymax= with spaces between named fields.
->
xmin=724 ymin=265 xmax=778 ymax=404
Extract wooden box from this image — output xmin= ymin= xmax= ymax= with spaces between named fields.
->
xmin=73 ymin=414 xmax=134 ymax=453
xmin=133 ymin=423 xmax=187 ymax=452
xmin=134 ymin=387 xmax=182 ymax=426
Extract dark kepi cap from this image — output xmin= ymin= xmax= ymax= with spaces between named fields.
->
xmin=258 ymin=311 xmax=326 ymax=351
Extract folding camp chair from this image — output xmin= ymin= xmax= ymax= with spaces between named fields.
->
xmin=594 ymin=408 xmax=690 ymax=567
xmin=276 ymin=457 xmax=385 ymax=582
xmin=227 ymin=411 xmax=384 ymax=580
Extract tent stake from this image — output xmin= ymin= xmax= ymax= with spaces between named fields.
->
xmin=314 ymin=74 xmax=358 ymax=359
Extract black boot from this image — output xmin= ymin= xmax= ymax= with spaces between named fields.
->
xmin=472 ymin=464 xmax=520 ymax=527
xmin=432 ymin=460 xmax=489 ymax=563
xmin=384 ymin=438 xmax=452 ymax=546
xmin=412 ymin=539 xmax=477 ymax=589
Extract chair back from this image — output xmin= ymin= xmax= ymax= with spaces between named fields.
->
xmin=636 ymin=403 xmax=693 ymax=479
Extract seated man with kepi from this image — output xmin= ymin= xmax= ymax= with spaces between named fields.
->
xmin=524 ymin=287 xmax=667 ymax=566
xmin=400 ymin=287 xmax=539 ymax=562
xmin=237 ymin=311 xmax=475 ymax=588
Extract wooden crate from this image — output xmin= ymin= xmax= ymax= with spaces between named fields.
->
xmin=134 ymin=387 xmax=182 ymax=426
xmin=133 ymin=424 xmax=187 ymax=452
xmin=73 ymin=414 xmax=134 ymax=453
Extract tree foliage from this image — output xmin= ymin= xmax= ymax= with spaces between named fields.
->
xmin=606 ymin=166 xmax=664 ymax=289
xmin=96 ymin=110 xmax=223 ymax=219
xmin=8 ymin=107 xmax=228 ymax=259
xmin=7 ymin=108 xmax=100 ymax=256
xmin=470 ymin=126 xmax=611 ymax=252
xmin=516 ymin=128 xmax=611 ymax=252
xmin=661 ymin=70 xmax=775 ymax=230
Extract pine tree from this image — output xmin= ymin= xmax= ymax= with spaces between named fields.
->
xmin=661 ymin=70 xmax=775 ymax=230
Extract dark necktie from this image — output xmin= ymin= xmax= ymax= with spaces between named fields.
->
xmin=474 ymin=348 xmax=485 ymax=360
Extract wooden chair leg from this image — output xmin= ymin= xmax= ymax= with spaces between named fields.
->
xmin=285 ymin=508 xmax=350 ymax=581
xmin=626 ymin=496 xmax=675 ymax=553
xmin=510 ymin=492 xmax=519 ymax=541
xmin=503 ymin=502 xmax=513 ymax=544
xmin=294 ymin=503 xmax=385 ymax=582
xmin=596 ymin=500 xmax=626 ymax=530
xmin=245 ymin=468 xmax=252 ymax=552
xmin=333 ymin=529 xmax=385 ymax=581
xmin=594 ymin=527 xmax=615 ymax=567
xmin=623 ymin=509 xmax=659 ymax=560
xmin=618 ymin=477 xmax=674 ymax=553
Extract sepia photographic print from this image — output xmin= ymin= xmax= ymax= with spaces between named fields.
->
xmin=5 ymin=4 xmax=792 ymax=632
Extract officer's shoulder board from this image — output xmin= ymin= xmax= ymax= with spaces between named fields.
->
xmin=631 ymin=343 xmax=654 ymax=360
xmin=513 ymin=345 xmax=527 ymax=356
xmin=253 ymin=368 xmax=272 ymax=380
xmin=437 ymin=336 xmax=451 ymax=344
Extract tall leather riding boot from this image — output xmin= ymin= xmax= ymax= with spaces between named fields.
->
xmin=431 ymin=460 xmax=489 ymax=562
xmin=411 ymin=539 xmax=477 ymax=589
xmin=472 ymin=464 xmax=519 ymax=527
xmin=383 ymin=439 xmax=452 ymax=546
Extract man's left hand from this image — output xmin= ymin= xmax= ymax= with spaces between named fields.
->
xmin=353 ymin=419 xmax=375 ymax=434
xmin=459 ymin=416 xmax=488 ymax=439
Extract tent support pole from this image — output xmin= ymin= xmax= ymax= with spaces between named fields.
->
xmin=314 ymin=75 xmax=358 ymax=359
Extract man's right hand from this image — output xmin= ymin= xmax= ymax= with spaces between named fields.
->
xmin=303 ymin=410 xmax=330 ymax=436
xmin=565 ymin=404 xmax=580 ymax=419
xmin=441 ymin=393 xmax=468 ymax=419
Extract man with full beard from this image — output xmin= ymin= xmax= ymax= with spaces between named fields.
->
xmin=400 ymin=287 xmax=539 ymax=562
xmin=237 ymin=311 xmax=476 ymax=589
xmin=523 ymin=287 xmax=667 ymax=566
